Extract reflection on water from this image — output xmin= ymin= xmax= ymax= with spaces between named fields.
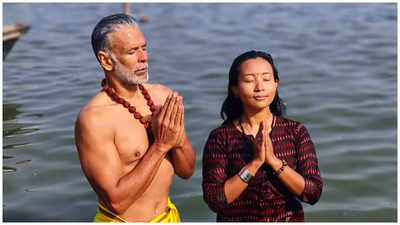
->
xmin=3 ymin=167 xmax=17 ymax=173
xmin=3 ymin=103 xmax=21 ymax=121
xmin=4 ymin=103 xmax=22 ymax=174
xmin=3 ymin=103 xmax=38 ymax=174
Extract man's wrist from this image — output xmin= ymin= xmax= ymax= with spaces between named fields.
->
xmin=153 ymin=142 xmax=170 ymax=153
xmin=172 ymin=146 xmax=183 ymax=152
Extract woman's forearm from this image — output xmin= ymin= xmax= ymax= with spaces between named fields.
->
xmin=273 ymin=160 xmax=305 ymax=196
xmin=224 ymin=160 xmax=263 ymax=204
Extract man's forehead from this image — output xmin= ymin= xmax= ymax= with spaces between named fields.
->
xmin=107 ymin=24 xmax=146 ymax=48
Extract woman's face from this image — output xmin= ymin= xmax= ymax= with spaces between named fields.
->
xmin=232 ymin=57 xmax=278 ymax=112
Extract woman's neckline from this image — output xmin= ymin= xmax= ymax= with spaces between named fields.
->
xmin=232 ymin=115 xmax=278 ymax=138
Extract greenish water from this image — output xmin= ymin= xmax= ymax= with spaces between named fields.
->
xmin=3 ymin=3 xmax=397 ymax=222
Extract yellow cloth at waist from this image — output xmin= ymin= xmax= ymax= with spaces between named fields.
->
xmin=93 ymin=197 xmax=180 ymax=223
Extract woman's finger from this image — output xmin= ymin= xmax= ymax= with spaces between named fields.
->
xmin=256 ymin=121 xmax=263 ymax=143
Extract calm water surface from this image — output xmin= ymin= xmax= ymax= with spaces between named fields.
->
xmin=3 ymin=3 xmax=397 ymax=222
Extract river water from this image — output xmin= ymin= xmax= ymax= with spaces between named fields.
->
xmin=3 ymin=3 xmax=397 ymax=222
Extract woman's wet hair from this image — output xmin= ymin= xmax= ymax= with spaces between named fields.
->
xmin=91 ymin=13 xmax=137 ymax=62
xmin=220 ymin=50 xmax=286 ymax=124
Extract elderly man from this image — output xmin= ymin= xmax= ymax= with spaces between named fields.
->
xmin=74 ymin=13 xmax=196 ymax=222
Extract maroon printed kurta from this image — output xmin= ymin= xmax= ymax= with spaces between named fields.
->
xmin=202 ymin=116 xmax=322 ymax=222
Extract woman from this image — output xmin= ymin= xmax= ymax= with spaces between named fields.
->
xmin=202 ymin=50 xmax=322 ymax=222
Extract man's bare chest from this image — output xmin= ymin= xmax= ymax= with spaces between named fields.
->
xmin=108 ymin=105 xmax=154 ymax=164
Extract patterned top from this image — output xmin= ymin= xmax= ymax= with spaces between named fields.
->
xmin=202 ymin=116 xmax=322 ymax=222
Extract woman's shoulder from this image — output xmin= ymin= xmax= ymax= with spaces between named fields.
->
xmin=207 ymin=121 xmax=238 ymax=138
xmin=275 ymin=116 xmax=307 ymax=133
xmin=204 ymin=122 xmax=242 ymax=154
xmin=205 ymin=122 xmax=242 ymax=140
xmin=276 ymin=116 xmax=301 ymax=127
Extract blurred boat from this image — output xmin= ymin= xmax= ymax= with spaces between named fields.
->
xmin=3 ymin=22 xmax=30 ymax=60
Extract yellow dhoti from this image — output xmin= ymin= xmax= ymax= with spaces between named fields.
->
xmin=93 ymin=197 xmax=181 ymax=223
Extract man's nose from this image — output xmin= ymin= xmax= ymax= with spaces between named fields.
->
xmin=138 ymin=49 xmax=147 ymax=62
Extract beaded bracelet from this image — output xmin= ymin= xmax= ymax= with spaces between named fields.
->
xmin=274 ymin=159 xmax=287 ymax=176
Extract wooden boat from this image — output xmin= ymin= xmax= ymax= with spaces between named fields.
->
xmin=3 ymin=22 xmax=30 ymax=60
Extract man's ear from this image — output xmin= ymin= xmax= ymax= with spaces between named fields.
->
xmin=98 ymin=50 xmax=113 ymax=72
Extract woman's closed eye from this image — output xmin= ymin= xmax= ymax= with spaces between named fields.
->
xmin=243 ymin=79 xmax=254 ymax=83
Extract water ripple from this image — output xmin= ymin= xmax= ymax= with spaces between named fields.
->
xmin=3 ymin=3 xmax=396 ymax=222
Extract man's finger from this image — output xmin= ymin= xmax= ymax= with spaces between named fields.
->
xmin=170 ymin=95 xmax=181 ymax=127
xmin=181 ymin=104 xmax=184 ymax=128
xmin=164 ymin=92 xmax=177 ymax=125
xmin=162 ymin=92 xmax=175 ymax=122
xmin=174 ymin=99 xmax=183 ymax=128
xmin=158 ymin=93 xmax=172 ymax=122
xmin=151 ymin=105 xmax=161 ymax=128
xmin=152 ymin=105 xmax=162 ymax=118
xmin=178 ymin=125 xmax=185 ymax=145
xmin=177 ymin=106 xmax=185 ymax=144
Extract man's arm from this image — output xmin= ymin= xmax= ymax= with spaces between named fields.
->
xmin=75 ymin=94 xmax=183 ymax=215
xmin=170 ymin=131 xmax=196 ymax=179
xmin=75 ymin=110 xmax=168 ymax=215
xmin=153 ymin=84 xmax=196 ymax=179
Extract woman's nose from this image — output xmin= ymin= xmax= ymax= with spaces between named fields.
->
xmin=254 ymin=79 xmax=265 ymax=91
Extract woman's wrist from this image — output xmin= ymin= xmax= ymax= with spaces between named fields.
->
xmin=248 ymin=160 xmax=263 ymax=175
xmin=269 ymin=157 xmax=282 ymax=171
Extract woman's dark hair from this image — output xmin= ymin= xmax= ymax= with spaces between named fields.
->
xmin=220 ymin=50 xmax=285 ymax=124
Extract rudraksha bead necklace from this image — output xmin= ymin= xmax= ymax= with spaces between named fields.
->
xmin=101 ymin=79 xmax=157 ymax=128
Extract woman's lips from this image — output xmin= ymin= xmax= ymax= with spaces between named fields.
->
xmin=254 ymin=96 xmax=268 ymax=100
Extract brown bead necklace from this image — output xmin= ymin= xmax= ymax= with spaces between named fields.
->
xmin=101 ymin=79 xmax=156 ymax=128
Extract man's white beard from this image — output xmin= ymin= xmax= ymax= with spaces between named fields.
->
xmin=113 ymin=58 xmax=149 ymax=85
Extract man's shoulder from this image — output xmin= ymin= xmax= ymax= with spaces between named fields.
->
xmin=144 ymin=83 xmax=171 ymax=95
xmin=142 ymin=83 xmax=173 ymax=104
xmin=77 ymin=92 xmax=115 ymax=127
